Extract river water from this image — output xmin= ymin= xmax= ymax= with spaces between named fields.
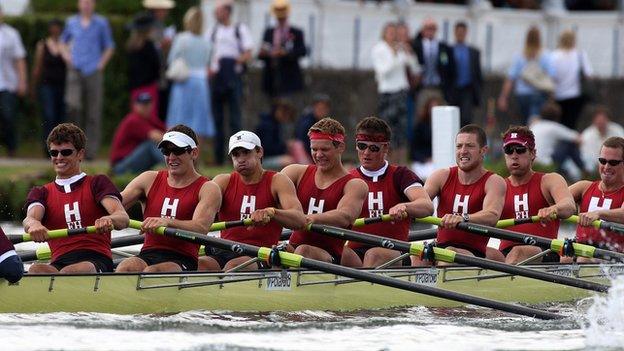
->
xmin=2 ymin=222 xmax=623 ymax=351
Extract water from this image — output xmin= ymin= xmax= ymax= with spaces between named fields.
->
xmin=2 ymin=222 xmax=623 ymax=350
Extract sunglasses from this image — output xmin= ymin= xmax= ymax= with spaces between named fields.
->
xmin=598 ymin=157 xmax=624 ymax=166
xmin=356 ymin=142 xmax=383 ymax=153
xmin=49 ymin=149 xmax=75 ymax=157
xmin=503 ymin=145 xmax=528 ymax=155
xmin=160 ymin=146 xmax=191 ymax=156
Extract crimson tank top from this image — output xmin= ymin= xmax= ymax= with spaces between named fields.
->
xmin=436 ymin=167 xmax=494 ymax=256
xmin=576 ymin=181 xmax=624 ymax=252
xmin=499 ymin=172 xmax=560 ymax=251
xmin=289 ymin=165 xmax=356 ymax=257
xmin=142 ymin=170 xmax=209 ymax=259
xmin=219 ymin=171 xmax=282 ymax=247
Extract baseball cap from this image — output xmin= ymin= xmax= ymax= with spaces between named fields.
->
xmin=502 ymin=132 xmax=535 ymax=149
xmin=158 ymin=131 xmax=197 ymax=149
xmin=228 ymin=131 xmax=262 ymax=154
xmin=135 ymin=92 xmax=153 ymax=104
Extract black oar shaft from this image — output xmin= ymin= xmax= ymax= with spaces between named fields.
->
xmin=309 ymin=224 xmax=609 ymax=293
xmin=159 ymin=227 xmax=561 ymax=320
xmin=279 ymin=228 xmax=438 ymax=242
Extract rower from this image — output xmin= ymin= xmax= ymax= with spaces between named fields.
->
xmin=282 ymin=117 xmax=368 ymax=266
xmin=498 ymin=126 xmax=576 ymax=264
xmin=116 ymin=125 xmax=222 ymax=272
xmin=567 ymin=136 xmax=624 ymax=262
xmin=419 ymin=124 xmax=506 ymax=264
xmin=199 ymin=131 xmax=306 ymax=271
xmin=24 ymin=123 xmax=129 ymax=273
xmin=0 ymin=226 xmax=23 ymax=283
xmin=343 ymin=117 xmax=433 ymax=267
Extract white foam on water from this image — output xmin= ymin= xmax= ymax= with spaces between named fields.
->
xmin=583 ymin=274 xmax=624 ymax=348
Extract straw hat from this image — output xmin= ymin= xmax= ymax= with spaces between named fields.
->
xmin=271 ymin=0 xmax=290 ymax=18
xmin=142 ymin=0 xmax=175 ymax=10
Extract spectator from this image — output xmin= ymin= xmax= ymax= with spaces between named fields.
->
xmin=411 ymin=95 xmax=443 ymax=180
xmin=295 ymin=93 xmax=331 ymax=158
xmin=529 ymin=101 xmax=585 ymax=178
xmin=449 ymin=21 xmax=482 ymax=126
xmin=0 ymin=6 xmax=27 ymax=158
xmin=126 ymin=12 xmax=162 ymax=126
xmin=258 ymin=0 xmax=307 ymax=98
xmin=32 ymin=19 xmax=65 ymax=154
xmin=166 ymin=6 xmax=215 ymax=161
xmin=60 ymin=0 xmax=115 ymax=160
xmin=396 ymin=21 xmax=420 ymax=146
xmin=142 ymin=0 xmax=175 ymax=122
xmin=552 ymin=29 xmax=593 ymax=130
xmin=581 ymin=106 xmax=624 ymax=172
xmin=110 ymin=92 xmax=164 ymax=175
xmin=206 ymin=0 xmax=253 ymax=165
xmin=411 ymin=18 xmax=453 ymax=118
xmin=372 ymin=22 xmax=417 ymax=164
xmin=255 ymin=99 xmax=310 ymax=170
xmin=498 ymin=26 xmax=554 ymax=124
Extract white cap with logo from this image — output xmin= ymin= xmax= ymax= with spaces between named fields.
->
xmin=228 ymin=131 xmax=262 ymax=154
xmin=158 ymin=131 xmax=198 ymax=149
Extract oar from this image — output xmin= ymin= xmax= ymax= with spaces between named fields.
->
xmin=308 ymin=224 xmax=609 ymax=292
xmin=497 ymin=216 xmax=542 ymax=228
xmin=416 ymin=216 xmax=624 ymax=262
xmin=127 ymin=220 xmax=562 ymax=320
xmin=9 ymin=226 xmax=96 ymax=244
xmin=19 ymin=234 xmax=146 ymax=262
xmin=566 ymin=215 xmax=624 ymax=235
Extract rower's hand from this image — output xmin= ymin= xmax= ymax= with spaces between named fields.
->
xmin=537 ymin=206 xmax=557 ymax=225
xmin=94 ymin=216 xmax=114 ymax=234
xmin=388 ymin=204 xmax=408 ymax=222
xmin=440 ymin=214 xmax=463 ymax=229
xmin=578 ymin=211 xmax=600 ymax=227
xmin=28 ymin=222 xmax=50 ymax=242
xmin=249 ymin=207 xmax=276 ymax=227
xmin=141 ymin=217 xmax=170 ymax=233
xmin=300 ymin=215 xmax=314 ymax=230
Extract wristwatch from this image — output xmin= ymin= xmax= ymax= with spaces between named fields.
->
xmin=462 ymin=213 xmax=470 ymax=222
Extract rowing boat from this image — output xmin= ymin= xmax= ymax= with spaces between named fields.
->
xmin=1 ymin=263 xmax=620 ymax=314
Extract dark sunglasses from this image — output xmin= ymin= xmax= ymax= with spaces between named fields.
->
xmin=356 ymin=142 xmax=383 ymax=153
xmin=598 ymin=157 xmax=624 ymax=166
xmin=503 ymin=145 xmax=528 ymax=155
xmin=160 ymin=146 xmax=191 ymax=156
xmin=49 ymin=149 xmax=75 ymax=157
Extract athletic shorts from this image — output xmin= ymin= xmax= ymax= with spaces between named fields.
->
xmin=501 ymin=246 xmax=560 ymax=263
xmin=137 ymin=249 xmax=197 ymax=271
xmin=206 ymin=247 xmax=269 ymax=269
xmin=352 ymin=246 xmax=411 ymax=266
xmin=290 ymin=244 xmax=341 ymax=264
xmin=50 ymin=250 xmax=113 ymax=273
xmin=436 ymin=243 xmax=486 ymax=258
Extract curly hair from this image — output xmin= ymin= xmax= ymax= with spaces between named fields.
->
xmin=47 ymin=123 xmax=86 ymax=151
xmin=308 ymin=117 xmax=345 ymax=136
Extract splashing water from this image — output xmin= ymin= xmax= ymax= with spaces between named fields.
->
xmin=583 ymin=273 xmax=624 ymax=348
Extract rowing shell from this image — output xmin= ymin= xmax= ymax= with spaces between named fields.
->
xmin=1 ymin=264 xmax=620 ymax=314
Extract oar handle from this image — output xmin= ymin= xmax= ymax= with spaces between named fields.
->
xmin=352 ymin=215 xmax=393 ymax=227
xmin=11 ymin=226 xmax=97 ymax=245
xmin=565 ymin=215 xmax=624 ymax=234
xmin=128 ymin=218 xmax=254 ymax=233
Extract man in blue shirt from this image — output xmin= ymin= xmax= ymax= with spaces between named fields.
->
xmin=449 ymin=21 xmax=482 ymax=127
xmin=61 ymin=0 xmax=115 ymax=160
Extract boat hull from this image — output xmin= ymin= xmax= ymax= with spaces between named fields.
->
xmin=1 ymin=265 xmax=619 ymax=314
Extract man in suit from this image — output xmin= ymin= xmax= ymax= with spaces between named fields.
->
xmin=449 ymin=21 xmax=483 ymax=126
xmin=412 ymin=18 xmax=454 ymax=112
xmin=258 ymin=0 xmax=307 ymax=98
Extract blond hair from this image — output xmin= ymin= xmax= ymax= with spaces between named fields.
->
xmin=557 ymin=30 xmax=576 ymax=50
xmin=183 ymin=6 xmax=203 ymax=35
xmin=308 ymin=117 xmax=345 ymax=136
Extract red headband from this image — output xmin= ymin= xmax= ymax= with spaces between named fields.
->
xmin=355 ymin=133 xmax=389 ymax=143
xmin=309 ymin=131 xmax=345 ymax=143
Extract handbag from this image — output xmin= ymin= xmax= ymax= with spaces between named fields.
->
xmin=520 ymin=60 xmax=555 ymax=93
xmin=166 ymin=57 xmax=189 ymax=82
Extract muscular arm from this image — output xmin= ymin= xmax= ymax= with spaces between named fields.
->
xmin=120 ymin=171 xmax=158 ymax=209
xmin=403 ymin=186 xmax=434 ymax=218
xmin=308 ymin=178 xmax=368 ymax=228
xmin=23 ymin=205 xmax=49 ymax=242
xmin=270 ymin=173 xmax=306 ymax=229
xmin=423 ymin=168 xmax=449 ymax=200
xmin=468 ymin=174 xmax=506 ymax=226
xmin=99 ymin=197 xmax=129 ymax=230
xmin=280 ymin=164 xmax=307 ymax=187
xmin=569 ymin=180 xmax=592 ymax=203
xmin=539 ymin=173 xmax=576 ymax=220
